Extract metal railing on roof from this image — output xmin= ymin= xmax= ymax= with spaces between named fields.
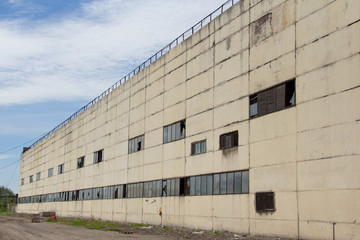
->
xmin=28 ymin=0 xmax=240 ymax=149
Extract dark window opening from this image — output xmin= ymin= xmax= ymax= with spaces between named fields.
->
xmin=256 ymin=192 xmax=275 ymax=213
xmin=29 ymin=175 xmax=33 ymax=183
xmin=36 ymin=172 xmax=41 ymax=181
xmin=128 ymin=135 xmax=144 ymax=154
xmin=163 ymin=120 xmax=186 ymax=144
xmin=58 ymin=164 xmax=64 ymax=174
xmin=219 ymin=131 xmax=238 ymax=149
xmin=122 ymin=185 xmax=127 ymax=198
xmin=77 ymin=156 xmax=85 ymax=168
xmin=94 ymin=150 xmax=103 ymax=164
xmin=250 ymin=79 xmax=296 ymax=118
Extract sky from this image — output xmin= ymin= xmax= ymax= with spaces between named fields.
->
xmin=0 ymin=0 xmax=228 ymax=193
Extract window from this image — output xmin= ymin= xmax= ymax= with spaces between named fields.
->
xmin=29 ymin=175 xmax=33 ymax=183
xmin=128 ymin=135 xmax=144 ymax=154
xmin=48 ymin=168 xmax=53 ymax=177
xmin=58 ymin=164 xmax=64 ymax=174
xmin=21 ymin=178 xmax=24 ymax=185
xmin=163 ymin=120 xmax=185 ymax=144
xmin=191 ymin=140 xmax=206 ymax=155
xmin=77 ymin=156 xmax=85 ymax=169
xmin=250 ymin=79 xmax=295 ymax=118
xmin=36 ymin=172 xmax=41 ymax=181
xmin=256 ymin=192 xmax=275 ymax=213
xmin=219 ymin=131 xmax=238 ymax=149
xmin=93 ymin=150 xmax=103 ymax=164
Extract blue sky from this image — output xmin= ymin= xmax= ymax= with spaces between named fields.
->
xmin=0 ymin=0 xmax=227 ymax=193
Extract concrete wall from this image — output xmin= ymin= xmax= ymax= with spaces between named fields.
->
xmin=18 ymin=0 xmax=360 ymax=239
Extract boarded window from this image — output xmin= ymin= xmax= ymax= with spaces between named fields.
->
xmin=93 ymin=150 xmax=103 ymax=164
xmin=219 ymin=131 xmax=238 ymax=149
xmin=256 ymin=192 xmax=275 ymax=213
xmin=163 ymin=120 xmax=186 ymax=144
xmin=250 ymin=79 xmax=296 ymax=118
xmin=128 ymin=135 xmax=145 ymax=154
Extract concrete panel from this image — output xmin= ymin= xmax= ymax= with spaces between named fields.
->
xmin=214 ymin=74 xmax=249 ymax=108
xmin=186 ymin=110 xmax=213 ymax=137
xmin=163 ymin=102 xmax=185 ymax=126
xmin=187 ymin=50 xmax=213 ymax=79
xmin=250 ymin=163 xmax=297 ymax=192
xmin=298 ymin=155 xmax=360 ymax=191
xmin=298 ymin=190 xmax=360 ymax=223
xmin=296 ymin=0 xmax=335 ymax=21
xmin=214 ymin=51 xmax=248 ymax=86
xmin=164 ymin=83 xmax=185 ymax=108
xmin=297 ymin=88 xmax=360 ymax=131
xmin=186 ymin=89 xmax=213 ymax=118
xmin=296 ymin=0 xmax=359 ymax=47
xmin=215 ymin=26 xmax=249 ymax=64
xmin=214 ymin=98 xmax=248 ymax=128
xmin=297 ymin=122 xmax=360 ymax=161
xmin=250 ymin=219 xmax=298 ymax=238
xmin=186 ymin=69 xmax=213 ymax=99
xmin=250 ymin=25 xmax=295 ymax=70
xmin=299 ymin=221 xmax=333 ymax=240
xmin=164 ymin=65 xmax=185 ymax=91
xmin=296 ymin=21 xmax=360 ymax=75
xmin=296 ymin=54 xmax=360 ymax=104
xmin=249 ymin=52 xmax=295 ymax=94
xmin=250 ymin=134 xmax=296 ymax=168
xmin=250 ymin=107 xmax=296 ymax=143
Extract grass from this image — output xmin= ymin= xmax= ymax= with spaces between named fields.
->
xmin=0 ymin=211 xmax=15 ymax=216
xmin=46 ymin=217 xmax=121 ymax=231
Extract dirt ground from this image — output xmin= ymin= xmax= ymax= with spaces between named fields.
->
xmin=0 ymin=214 xmax=295 ymax=240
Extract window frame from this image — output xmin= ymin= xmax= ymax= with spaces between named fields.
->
xmin=191 ymin=139 xmax=206 ymax=155
xmin=36 ymin=172 xmax=41 ymax=181
xmin=93 ymin=149 xmax=104 ymax=164
xmin=48 ymin=168 xmax=53 ymax=177
xmin=58 ymin=164 xmax=64 ymax=175
xmin=250 ymin=79 xmax=296 ymax=118
xmin=219 ymin=131 xmax=238 ymax=150
xmin=77 ymin=156 xmax=85 ymax=169
xmin=163 ymin=120 xmax=186 ymax=144
xmin=128 ymin=135 xmax=145 ymax=154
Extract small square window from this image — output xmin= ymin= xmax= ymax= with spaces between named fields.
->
xmin=191 ymin=140 xmax=206 ymax=155
xmin=77 ymin=156 xmax=85 ymax=168
xmin=93 ymin=150 xmax=103 ymax=164
xmin=256 ymin=192 xmax=275 ymax=213
xmin=58 ymin=164 xmax=64 ymax=174
xmin=219 ymin=131 xmax=238 ymax=149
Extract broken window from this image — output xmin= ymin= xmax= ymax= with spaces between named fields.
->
xmin=29 ymin=175 xmax=33 ymax=183
xmin=250 ymin=79 xmax=296 ymax=118
xmin=191 ymin=140 xmax=206 ymax=155
xmin=128 ymin=135 xmax=145 ymax=154
xmin=219 ymin=131 xmax=238 ymax=149
xmin=48 ymin=168 xmax=53 ymax=177
xmin=93 ymin=149 xmax=103 ymax=164
xmin=163 ymin=120 xmax=186 ymax=144
xmin=256 ymin=192 xmax=275 ymax=213
xmin=36 ymin=172 xmax=41 ymax=181
xmin=58 ymin=164 xmax=64 ymax=174
xmin=162 ymin=180 xmax=167 ymax=197
xmin=21 ymin=178 xmax=24 ymax=185
xmin=77 ymin=156 xmax=85 ymax=169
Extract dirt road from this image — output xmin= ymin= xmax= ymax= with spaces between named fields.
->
xmin=0 ymin=215 xmax=169 ymax=240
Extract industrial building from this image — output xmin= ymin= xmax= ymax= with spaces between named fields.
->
xmin=18 ymin=0 xmax=360 ymax=239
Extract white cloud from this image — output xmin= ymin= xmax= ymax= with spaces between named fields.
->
xmin=0 ymin=0 xmax=224 ymax=106
xmin=0 ymin=154 xmax=13 ymax=160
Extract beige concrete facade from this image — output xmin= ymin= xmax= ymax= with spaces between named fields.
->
xmin=18 ymin=0 xmax=360 ymax=239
